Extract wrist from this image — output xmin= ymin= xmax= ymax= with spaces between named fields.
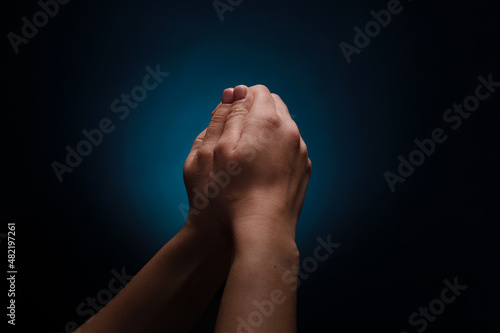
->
xmin=233 ymin=238 xmax=300 ymax=274
xmin=183 ymin=211 xmax=232 ymax=255
xmin=231 ymin=214 xmax=297 ymax=243
xmin=231 ymin=216 xmax=299 ymax=266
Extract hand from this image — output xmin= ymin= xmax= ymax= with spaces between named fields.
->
xmin=182 ymin=88 xmax=241 ymax=248
xmin=210 ymin=85 xmax=312 ymax=243
xmin=213 ymin=85 xmax=309 ymax=333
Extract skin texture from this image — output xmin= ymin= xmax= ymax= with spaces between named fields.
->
xmin=73 ymin=85 xmax=311 ymax=333
xmin=213 ymin=85 xmax=311 ymax=333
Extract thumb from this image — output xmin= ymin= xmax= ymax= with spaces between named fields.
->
xmin=219 ymin=85 xmax=254 ymax=149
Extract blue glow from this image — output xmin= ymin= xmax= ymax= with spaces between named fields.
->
xmin=72 ymin=2 xmax=402 ymax=248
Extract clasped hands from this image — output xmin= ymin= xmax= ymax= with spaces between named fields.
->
xmin=184 ymin=84 xmax=312 ymax=255
xmin=75 ymin=84 xmax=311 ymax=333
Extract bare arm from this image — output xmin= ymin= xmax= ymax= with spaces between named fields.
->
xmin=75 ymin=88 xmax=241 ymax=333
xmin=212 ymin=85 xmax=312 ymax=332
xmin=75 ymin=221 xmax=230 ymax=333
xmin=216 ymin=225 xmax=300 ymax=332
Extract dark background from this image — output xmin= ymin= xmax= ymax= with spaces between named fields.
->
xmin=3 ymin=0 xmax=499 ymax=332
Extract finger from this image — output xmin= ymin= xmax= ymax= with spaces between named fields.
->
xmin=222 ymin=87 xmax=235 ymax=104
xmin=218 ymin=85 xmax=254 ymax=148
xmin=201 ymin=88 xmax=236 ymax=150
xmin=213 ymin=88 xmax=235 ymax=115
xmin=271 ymin=93 xmax=291 ymax=119
xmin=239 ymin=85 xmax=280 ymax=147
xmin=246 ymin=85 xmax=278 ymax=121
xmin=189 ymin=128 xmax=207 ymax=153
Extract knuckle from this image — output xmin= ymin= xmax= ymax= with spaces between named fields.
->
xmin=271 ymin=93 xmax=284 ymax=105
xmin=214 ymin=140 xmax=228 ymax=156
xmin=306 ymin=158 xmax=312 ymax=174
xmin=227 ymin=102 xmax=249 ymax=117
xmin=233 ymin=142 xmax=254 ymax=162
xmin=214 ymin=139 xmax=237 ymax=160
xmin=252 ymin=84 xmax=271 ymax=94
xmin=284 ymin=122 xmax=302 ymax=148
xmin=300 ymin=140 xmax=308 ymax=156
xmin=271 ymin=93 xmax=289 ymax=112
xmin=262 ymin=114 xmax=281 ymax=129
xmin=196 ymin=146 xmax=212 ymax=162
xmin=284 ymin=123 xmax=301 ymax=147
xmin=224 ymin=102 xmax=249 ymax=123
xmin=210 ymin=111 xmax=227 ymax=123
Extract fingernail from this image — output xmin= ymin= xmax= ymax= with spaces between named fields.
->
xmin=233 ymin=85 xmax=247 ymax=101
xmin=221 ymin=88 xmax=234 ymax=104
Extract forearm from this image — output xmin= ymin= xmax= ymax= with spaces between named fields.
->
xmin=215 ymin=219 xmax=300 ymax=333
xmin=76 ymin=223 xmax=231 ymax=333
